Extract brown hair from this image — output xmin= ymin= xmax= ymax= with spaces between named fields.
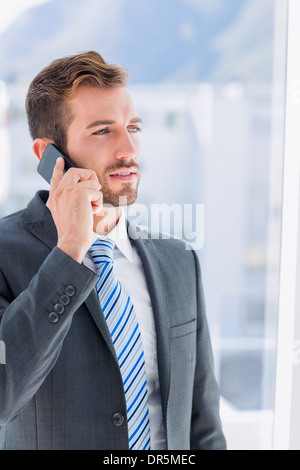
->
xmin=25 ymin=51 xmax=130 ymax=154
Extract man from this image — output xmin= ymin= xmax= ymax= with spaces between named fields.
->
xmin=0 ymin=51 xmax=226 ymax=450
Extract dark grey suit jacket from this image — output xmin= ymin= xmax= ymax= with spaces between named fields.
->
xmin=0 ymin=191 xmax=226 ymax=450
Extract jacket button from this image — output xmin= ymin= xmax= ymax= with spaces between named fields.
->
xmin=60 ymin=294 xmax=70 ymax=306
xmin=65 ymin=286 xmax=76 ymax=297
xmin=48 ymin=312 xmax=59 ymax=323
xmin=112 ymin=413 xmax=125 ymax=427
xmin=54 ymin=303 xmax=64 ymax=315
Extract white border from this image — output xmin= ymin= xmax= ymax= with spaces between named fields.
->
xmin=273 ymin=0 xmax=300 ymax=450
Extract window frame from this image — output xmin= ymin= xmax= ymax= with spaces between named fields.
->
xmin=273 ymin=0 xmax=300 ymax=450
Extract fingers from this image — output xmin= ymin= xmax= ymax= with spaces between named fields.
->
xmin=71 ymin=180 xmax=103 ymax=213
xmin=49 ymin=160 xmax=103 ymax=216
xmin=61 ymin=165 xmax=101 ymax=189
xmin=50 ymin=158 xmax=101 ymax=193
xmin=50 ymin=157 xmax=65 ymax=193
xmin=91 ymin=189 xmax=103 ymax=215
xmin=47 ymin=158 xmax=103 ymax=263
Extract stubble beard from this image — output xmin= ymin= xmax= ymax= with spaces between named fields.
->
xmin=100 ymin=172 xmax=140 ymax=207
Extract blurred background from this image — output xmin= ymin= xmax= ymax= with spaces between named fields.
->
xmin=0 ymin=0 xmax=288 ymax=449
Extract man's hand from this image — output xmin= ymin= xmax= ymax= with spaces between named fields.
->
xmin=48 ymin=157 xmax=103 ymax=263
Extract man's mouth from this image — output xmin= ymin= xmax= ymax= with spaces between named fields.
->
xmin=109 ymin=168 xmax=138 ymax=181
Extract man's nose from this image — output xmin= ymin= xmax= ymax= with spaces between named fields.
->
xmin=114 ymin=130 xmax=138 ymax=161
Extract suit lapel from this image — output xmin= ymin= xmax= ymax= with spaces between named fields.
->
xmin=129 ymin=224 xmax=171 ymax=424
xmin=85 ymin=291 xmax=117 ymax=360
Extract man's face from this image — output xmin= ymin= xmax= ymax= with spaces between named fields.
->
xmin=66 ymin=85 xmax=141 ymax=207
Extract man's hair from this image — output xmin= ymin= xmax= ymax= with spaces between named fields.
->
xmin=25 ymin=51 xmax=130 ymax=155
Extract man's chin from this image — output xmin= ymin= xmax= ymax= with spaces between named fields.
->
xmin=102 ymin=190 xmax=138 ymax=207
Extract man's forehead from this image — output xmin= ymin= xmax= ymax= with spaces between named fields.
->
xmin=68 ymin=86 xmax=139 ymax=123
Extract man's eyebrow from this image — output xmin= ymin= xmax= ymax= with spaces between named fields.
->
xmin=86 ymin=120 xmax=115 ymax=130
xmin=130 ymin=117 xmax=143 ymax=124
xmin=86 ymin=117 xmax=142 ymax=130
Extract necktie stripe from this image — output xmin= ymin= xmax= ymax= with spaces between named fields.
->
xmin=103 ymin=284 xmax=122 ymax=318
xmin=119 ymin=331 xmax=141 ymax=369
xmin=89 ymin=239 xmax=151 ymax=450
xmin=97 ymin=264 xmax=113 ymax=290
xmin=129 ymin=406 xmax=149 ymax=442
xmin=113 ymin=318 xmax=137 ymax=356
xmin=131 ymin=394 xmax=149 ymax=426
xmin=127 ymin=382 xmax=147 ymax=414
xmin=143 ymin=437 xmax=151 ymax=450
xmin=106 ymin=289 xmax=128 ymax=328
xmin=121 ymin=347 xmax=143 ymax=387
xmin=129 ymin=400 xmax=149 ymax=435
xmin=91 ymin=240 xmax=114 ymax=252
xmin=131 ymin=420 xmax=150 ymax=450
xmin=109 ymin=295 xmax=130 ymax=329
xmin=129 ymin=411 xmax=150 ymax=448
xmin=111 ymin=306 xmax=135 ymax=344
xmin=126 ymin=373 xmax=146 ymax=406
xmin=93 ymin=254 xmax=111 ymax=262
xmin=102 ymin=282 xmax=119 ymax=312
xmin=102 ymin=282 xmax=122 ymax=318
xmin=124 ymin=359 xmax=145 ymax=393
xmin=123 ymin=352 xmax=144 ymax=387
xmin=117 ymin=323 xmax=139 ymax=362
xmin=111 ymin=304 xmax=133 ymax=340
xmin=129 ymin=409 xmax=149 ymax=441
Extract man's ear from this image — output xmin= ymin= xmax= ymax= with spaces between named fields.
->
xmin=32 ymin=138 xmax=55 ymax=161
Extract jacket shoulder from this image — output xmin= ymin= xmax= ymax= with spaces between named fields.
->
xmin=0 ymin=191 xmax=49 ymax=236
xmin=0 ymin=207 xmax=29 ymax=237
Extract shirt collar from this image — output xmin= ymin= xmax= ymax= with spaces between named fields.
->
xmin=92 ymin=208 xmax=133 ymax=263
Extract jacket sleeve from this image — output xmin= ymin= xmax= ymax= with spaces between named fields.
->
xmin=190 ymin=250 xmax=227 ymax=450
xmin=0 ymin=247 xmax=98 ymax=426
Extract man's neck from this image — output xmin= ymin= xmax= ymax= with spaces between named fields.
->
xmin=93 ymin=205 xmax=122 ymax=236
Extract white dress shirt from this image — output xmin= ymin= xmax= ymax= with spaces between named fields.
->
xmin=84 ymin=210 xmax=167 ymax=450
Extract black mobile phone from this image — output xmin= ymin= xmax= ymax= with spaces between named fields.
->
xmin=37 ymin=143 xmax=75 ymax=184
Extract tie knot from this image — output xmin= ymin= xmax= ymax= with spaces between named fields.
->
xmin=89 ymin=239 xmax=115 ymax=270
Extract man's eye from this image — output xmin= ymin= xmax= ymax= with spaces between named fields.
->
xmin=93 ymin=128 xmax=108 ymax=135
xmin=129 ymin=127 xmax=142 ymax=133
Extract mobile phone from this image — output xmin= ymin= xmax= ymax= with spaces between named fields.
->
xmin=37 ymin=143 xmax=75 ymax=184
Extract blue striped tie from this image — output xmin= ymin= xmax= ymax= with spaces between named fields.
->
xmin=89 ymin=239 xmax=151 ymax=450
